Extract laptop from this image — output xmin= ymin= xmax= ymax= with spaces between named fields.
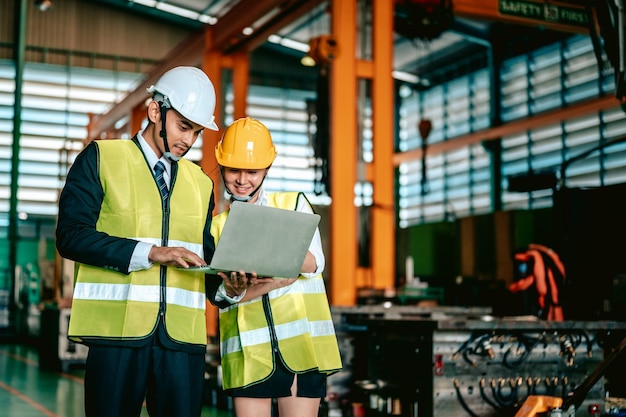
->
xmin=180 ymin=200 xmax=321 ymax=278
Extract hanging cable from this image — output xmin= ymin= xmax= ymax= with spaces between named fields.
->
xmin=453 ymin=378 xmax=481 ymax=417
xmin=479 ymin=378 xmax=501 ymax=412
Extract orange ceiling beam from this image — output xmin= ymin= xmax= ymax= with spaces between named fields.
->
xmin=392 ymin=94 xmax=621 ymax=166
xmin=85 ymin=31 xmax=205 ymax=143
xmin=86 ymin=0 xmax=322 ymax=142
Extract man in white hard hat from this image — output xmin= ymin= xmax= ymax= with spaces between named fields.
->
xmin=56 ymin=66 xmax=219 ymax=417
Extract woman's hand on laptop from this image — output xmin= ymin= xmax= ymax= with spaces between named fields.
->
xmin=220 ymin=270 xmax=296 ymax=301
xmin=243 ymin=277 xmax=296 ymax=301
xmin=219 ymin=270 xmax=250 ymax=298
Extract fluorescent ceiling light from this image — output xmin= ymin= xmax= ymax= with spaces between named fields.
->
xmin=35 ymin=0 xmax=53 ymax=11
xmin=267 ymin=35 xmax=309 ymax=53
xmin=156 ymin=2 xmax=200 ymax=20
xmin=300 ymin=55 xmax=316 ymax=67
xmin=199 ymin=15 xmax=217 ymax=25
xmin=392 ymin=70 xmax=420 ymax=84
xmin=131 ymin=0 xmax=157 ymax=7
xmin=133 ymin=0 xmax=215 ymax=24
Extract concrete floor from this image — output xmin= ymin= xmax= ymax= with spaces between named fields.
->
xmin=0 ymin=343 xmax=234 ymax=417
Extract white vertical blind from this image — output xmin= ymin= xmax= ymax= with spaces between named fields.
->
xmin=0 ymin=61 xmax=143 ymax=225
xmin=398 ymin=68 xmax=492 ymax=226
xmin=501 ymin=34 xmax=625 ymax=211
xmin=399 ymin=34 xmax=626 ymax=227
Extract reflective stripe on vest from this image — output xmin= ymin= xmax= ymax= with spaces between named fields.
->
xmin=73 ymin=282 xmax=206 ymax=310
xmin=220 ymin=278 xmax=334 ymax=353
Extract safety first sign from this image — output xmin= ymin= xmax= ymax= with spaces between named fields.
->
xmin=499 ymin=0 xmax=589 ymax=27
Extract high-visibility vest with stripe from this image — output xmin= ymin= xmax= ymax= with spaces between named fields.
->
xmin=68 ymin=140 xmax=213 ymax=345
xmin=212 ymin=192 xmax=342 ymax=390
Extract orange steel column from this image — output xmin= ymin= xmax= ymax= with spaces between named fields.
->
xmin=130 ymin=103 xmax=145 ymax=137
xmin=201 ymin=27 xmax=223 ymax=339
xmin=202 ymin=27 xmax=225 ymax=207
xmin=330 ymin=0 xmax=358 ymax=305
xmin=370 ymin=0 xmax=395 ymax=290
xmin=231 ymin=51 xmax=250 ymax=121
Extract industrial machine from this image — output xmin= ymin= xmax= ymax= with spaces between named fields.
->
xmin=514 ymin=337 xmax=626 ymax=417
xmin=39 ymin=307 xmax=88 ymax=372
xmin=329 ymin=306 xmax=626 ymax=417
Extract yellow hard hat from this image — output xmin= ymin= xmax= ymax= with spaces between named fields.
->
xmin=215 ymin=117 xmax=277 ymax=169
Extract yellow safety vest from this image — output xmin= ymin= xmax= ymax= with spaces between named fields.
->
xmin=212 ymin=191 xmax=342 ymax=390
xmin=68 ymin=140 xmax=212 ymax=346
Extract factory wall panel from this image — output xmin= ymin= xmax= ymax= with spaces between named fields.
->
xmin=0 ymin=0 xmax=192 ymax=72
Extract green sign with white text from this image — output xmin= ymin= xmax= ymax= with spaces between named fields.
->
xmin=499 ymin=0 xmax=589 ymax=27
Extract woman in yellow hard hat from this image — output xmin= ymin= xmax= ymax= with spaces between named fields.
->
xmin=207 ymin=117 xmax=342 ymax=417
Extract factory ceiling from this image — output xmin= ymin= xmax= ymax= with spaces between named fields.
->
xmin=89 ymin=0 xmax=578 ymax=87
xmin=83 ymin=0 xmax=602 ymax=139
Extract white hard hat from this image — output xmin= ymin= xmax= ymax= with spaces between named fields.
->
xmin=147 ymin=66 xmax=219 ymax=131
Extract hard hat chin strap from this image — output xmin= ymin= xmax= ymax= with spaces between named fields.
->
xmin=229 ymin=183 xmax=264 ymax=203
xmin=220 ymin=166 xmax=267 ymax=203
xmin=230 ymin=193 xmax=255 ymax=203
xmin=158 ymin=99 xmax=180 ymax=163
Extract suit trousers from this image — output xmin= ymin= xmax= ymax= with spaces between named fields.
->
xmin=84 ymin=335 xmax=205 ymax=417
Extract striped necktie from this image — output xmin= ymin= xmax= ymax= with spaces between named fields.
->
xmin=154 ymin=161 xmax=168 ymax=201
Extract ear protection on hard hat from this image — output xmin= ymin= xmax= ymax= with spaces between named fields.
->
xmin=215 ymin=117 xmax=277 ymax=169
